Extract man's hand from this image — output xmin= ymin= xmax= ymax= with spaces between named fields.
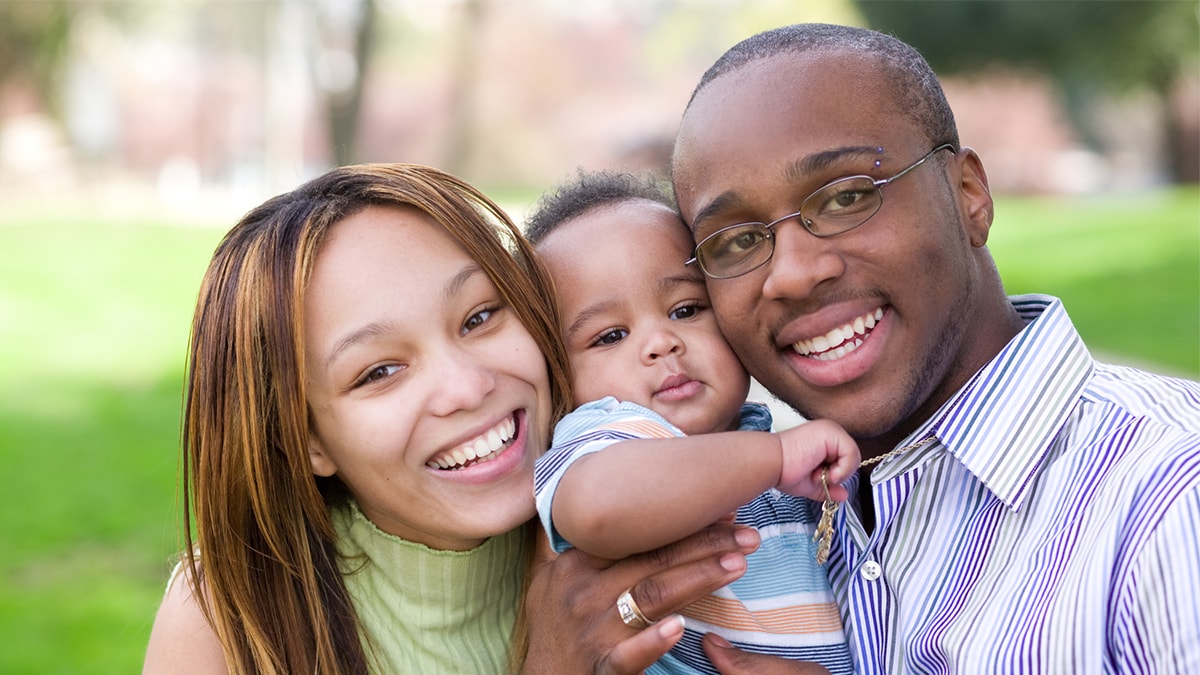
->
xmin=704 ymin=634 xmax=833 ymax=675
xmin=522 ymin=522 xmax=760 ymax=674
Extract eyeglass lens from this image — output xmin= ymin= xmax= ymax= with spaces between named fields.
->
xmin=697 ymin=178 xmax=883 ymax=277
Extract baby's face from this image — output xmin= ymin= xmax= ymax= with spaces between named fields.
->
xmin=537 ymin=199 xmax=749 ymax=435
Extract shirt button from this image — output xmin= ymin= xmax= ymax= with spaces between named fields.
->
xmin=861 ymin=561 xmax=883 ymax=581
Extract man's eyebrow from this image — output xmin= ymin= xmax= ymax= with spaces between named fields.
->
xmin=690 ymin=191 xmax=743 ymax=234
xmin=785 ymin=146 xmax=882 ymax=183
xmin=324 ymin=263 xmax=484 ymax=370
xmin=690 ymin=146 xmax=882 ymax=233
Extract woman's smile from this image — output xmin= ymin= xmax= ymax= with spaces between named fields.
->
xmin=426 ymin=412 xmax=518 ymax=470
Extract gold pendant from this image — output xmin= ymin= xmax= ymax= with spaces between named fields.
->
xmin=813 ymin=468 xmax=838 ymax=565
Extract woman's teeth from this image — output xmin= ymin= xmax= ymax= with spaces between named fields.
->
xmin=792 ymin=308 xmax=883 ymax=361
xmin=426 ymin=416 xmax=517 ymax=470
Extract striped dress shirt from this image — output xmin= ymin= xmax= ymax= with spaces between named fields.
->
xmin=828 ymin=294 xmax=1200 ymax=674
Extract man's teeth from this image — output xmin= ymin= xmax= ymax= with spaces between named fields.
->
xmin=426 ymin=416 xmax=517 ymax=470
xmin=792 ymin=308 xmax=883 ymax=361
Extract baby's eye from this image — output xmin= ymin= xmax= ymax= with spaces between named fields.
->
xmin=593 ymin=328 xmax=629 ymax=346
xmin=669 ymin=303 xmax=702 ymax=320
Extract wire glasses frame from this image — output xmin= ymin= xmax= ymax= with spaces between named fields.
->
xmin=687 ymin=144 xmax=956 ymax=279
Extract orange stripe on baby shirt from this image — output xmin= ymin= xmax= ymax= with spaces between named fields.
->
xmin=684 ymin=595 xmax=844 ymax=634
xmin=595 ymin=419 xmax=678 ymax=439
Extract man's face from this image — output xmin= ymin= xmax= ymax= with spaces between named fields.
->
xmin=672 ymin=51 xmax=995 ymax=450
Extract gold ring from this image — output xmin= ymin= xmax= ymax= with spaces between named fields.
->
xmin=616 ymin=587 xmax=652 ymax=629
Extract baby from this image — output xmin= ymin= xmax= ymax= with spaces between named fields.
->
xmin=526 ymin=171 xmax=858 ymax=675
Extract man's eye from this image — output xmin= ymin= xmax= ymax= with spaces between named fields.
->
xmin=815 ymin=184 xmax=876 ymax=215
xmin=593 ymin=328 xmax=628 ymax=346
xmin=713 ymin=227 xmax=768 ymax=256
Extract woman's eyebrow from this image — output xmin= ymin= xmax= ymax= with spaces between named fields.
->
xmin=443 ymin=263 xmax=484 ymax=301
xmin=325 ymin=321 xmax=394 ymax=371
xmin=324 ymin=262 xmax=485 ymax=371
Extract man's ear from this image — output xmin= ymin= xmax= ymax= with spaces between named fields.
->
xmin=957 ymin=147 xmax=994 ymax=249
xmin=308 ymin=435 xmax=338 ymax=477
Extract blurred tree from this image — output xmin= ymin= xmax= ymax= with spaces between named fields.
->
xmin=444 ymin=0 xmax=485 ymax=178
xmin=0 ymin=1 xmax=73 ymax=113
xmin=312 ymin=0 xmax=378 ymax=166
xmin=855 ymin=0 xmax=1200 ymax=182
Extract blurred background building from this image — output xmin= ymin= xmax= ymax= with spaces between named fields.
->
xmin=1 ymin=0 xmax=1197 ymax=219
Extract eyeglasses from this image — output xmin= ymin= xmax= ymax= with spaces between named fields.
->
xmin=687 ymin=144 xmax=956 ymax=279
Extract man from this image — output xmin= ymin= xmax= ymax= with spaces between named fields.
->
xmin=671 ymin=23 xmax=1200 ymax=673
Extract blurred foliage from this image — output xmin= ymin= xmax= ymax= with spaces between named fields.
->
xmin=0 ymin=1 xmax=73 ymax=109
xmin=855 ymin=0 xmax=1200 ymax=182
xmin=855 ymin=0 xmax=1198 ymax=89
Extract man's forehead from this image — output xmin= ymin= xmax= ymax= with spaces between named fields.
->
xmin=676 ymin=49 xmax=895 ymax=165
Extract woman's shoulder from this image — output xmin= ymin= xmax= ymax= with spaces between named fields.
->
xmin=142 ymin=560 xmax=229 ymax=674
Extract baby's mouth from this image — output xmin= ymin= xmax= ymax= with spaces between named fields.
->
xmin=425 ymin=415 xmax=517 ymax=470
xmin=791 ymin=307 xmax=883 ymax=361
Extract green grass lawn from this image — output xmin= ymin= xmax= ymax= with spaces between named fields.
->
xmin=0 ymin=187 xmax=1196 ymax=672
xmin=989 ymin=188 xmax=1199 ymax=377
xmin=0 ymin=204 xmax=227 ymax=673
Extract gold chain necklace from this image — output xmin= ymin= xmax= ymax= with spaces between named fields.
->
xmin=813 ymin=434 xmax=939 ymax=564
xmin=859 ymin=435 xmax=939 ymax=468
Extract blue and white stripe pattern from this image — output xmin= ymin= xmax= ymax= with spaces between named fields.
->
xmin=535 ymin=397 xmax=853 ymax=674
xmin=827 ymin=294 xmax=1200 ymax=673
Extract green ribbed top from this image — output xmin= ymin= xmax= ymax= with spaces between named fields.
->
xmin=332 ymin=500 xmax=526 ymax=674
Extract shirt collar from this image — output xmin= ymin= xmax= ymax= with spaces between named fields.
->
xmin=874 ymin=294 xmax=1094 ymax=510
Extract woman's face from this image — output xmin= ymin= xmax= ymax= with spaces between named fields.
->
xmin=303 ymin=204 xmax=552 ymax=551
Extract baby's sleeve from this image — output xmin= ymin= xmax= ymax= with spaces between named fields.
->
xmin=534 ymin=397 xmax=680 ymax=552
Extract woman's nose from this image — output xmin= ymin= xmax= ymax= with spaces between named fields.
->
xmin=427 ymin=347 xmax=496 ymax=417
xmin=760 ymin=226 xmax=845 ymax=301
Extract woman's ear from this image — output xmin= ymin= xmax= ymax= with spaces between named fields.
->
xmin=308 ymin=435 xmax=338 ymax=477
xmin=957 ymin=147 xmax=994 ymax=249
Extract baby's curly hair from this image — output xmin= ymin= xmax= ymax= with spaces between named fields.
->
xmin=523 ymin=169 xmax=676 ymax=245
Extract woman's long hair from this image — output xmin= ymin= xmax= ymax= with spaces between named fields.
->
xmin=178 ymin=164 xmax=572 ymax=674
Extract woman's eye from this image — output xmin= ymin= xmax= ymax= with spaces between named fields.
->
xmin=593 ymin=328 xmax=628 ymax=346
xmin=357 ymin=364 xmax=403 ymax=387
xmin=669 ymin=303 xmax=701 ymax=320
xmin=462 ymin=307 xmax=495 ymax=334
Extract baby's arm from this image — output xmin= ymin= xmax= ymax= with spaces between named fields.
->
xmin=552 ymin=422 xmax=858 ymax=559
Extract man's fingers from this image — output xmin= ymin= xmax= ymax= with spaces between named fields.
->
xmin=619 ymin=526 xmax=757 ymax=620
xmin=703 ymin=633 xmax=833 ymax=675
xmin=598 ymin=615 xmax=687 ymax=675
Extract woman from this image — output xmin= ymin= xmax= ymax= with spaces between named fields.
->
xmin=143 ymin=164 xmax=757 ymax=674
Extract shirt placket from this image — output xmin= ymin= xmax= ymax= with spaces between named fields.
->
xmin=838 ymin=467 xmax=921 ymax=673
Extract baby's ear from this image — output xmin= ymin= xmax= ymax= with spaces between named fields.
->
xmin=307 ymin=435 xmax=338 ymax=477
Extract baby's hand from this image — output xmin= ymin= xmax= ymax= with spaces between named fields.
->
xmin=775 ymin=419 xmax=860 ymax=502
